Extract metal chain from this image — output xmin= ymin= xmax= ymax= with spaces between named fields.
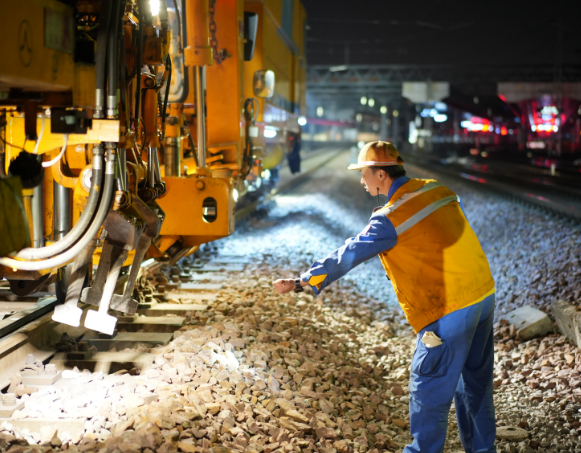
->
xmin=209 ymin=0 xmax=230 ymax=64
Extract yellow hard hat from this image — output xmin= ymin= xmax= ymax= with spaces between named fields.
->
xmin=347 ymin=141 xmax=404 ymax=170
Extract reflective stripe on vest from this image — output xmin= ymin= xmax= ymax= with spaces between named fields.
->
xmin=394 ymin=194 xmax=460 ymax=235
xmin=383 ymin=181 xmax=442 ymax=214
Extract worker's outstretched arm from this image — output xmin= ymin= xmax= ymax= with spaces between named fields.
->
xmin=298 ymin=213 xmax=397 ymax=295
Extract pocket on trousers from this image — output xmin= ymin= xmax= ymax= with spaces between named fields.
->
xmin=411 ymin=340 xmax=449 ymax=377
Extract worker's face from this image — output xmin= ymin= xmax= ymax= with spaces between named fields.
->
xmin=360 ymin=167 xmax=384 ymax=194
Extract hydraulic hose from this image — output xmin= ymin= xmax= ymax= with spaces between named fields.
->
xmin=134 ymin=0 xmax=145 ymax=131
xmin=95 ymin=0 xmax=112 ymax=119
xmin=171 ymin=0 xmax=183 ymax=52
xmin=119 ymin=16 xmax=129 ymax=131
xmin=107 ymin=0 xmax=121 ymax=118
xmin=11 ymin=146 xmax=105 ymax=260
xmin=0 ymin=152 xmax=116 ymax=271
xmin=161 ymin=55 xmax=172 ymax=129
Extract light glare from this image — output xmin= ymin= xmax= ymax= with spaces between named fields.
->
xmin=149 ymin=0 xmax=160 ymax=16
xmin=298 ymin=116 xmax=307 ymax=126
xmin=360 ymin=96 xmax=367 ymax=105
xmin=380 ymin=106 xmax=387 ymax=114
xmin=264 ymin=127 xmax=277 ymax=138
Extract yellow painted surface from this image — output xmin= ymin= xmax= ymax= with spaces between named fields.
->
xmin=148 ymin=235 xmax=181 ymax=258
xmin=4 ymin=116 xmax=120 ymax=172
xmin=73 ymin=64 xmax=96 ymax=108
xmin=243 ymin=0 xmax=306 ymax=170
xmin=206 ymin=0 xmax=245 ymax=170
xmin=51 ymin=148 xmax=78 ymax=189
xmin=243 ymin=2 xmax=266 ymax=125
xmin=42 ymin=155 xmax=54 ymax=241
xmin=0 ymin=0 xmax=307 ymax=282
xmin=0 ymin=0 xmax=75 ymax=91
xmin=183 ymin=0 xmax=214 ymax=67
xmin=263 ymin=8 xmax=291 ymax=104
xmin=65 ymin=144 xmax=91 ymax=173
xmin=157 ymin=176 xmax=234 ymax=239
xmin=72 ymin=169 xmax=91 ymax=225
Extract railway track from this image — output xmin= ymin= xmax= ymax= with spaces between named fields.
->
xmin=0 ymin=145 xmax=580 ymax=451
xmin=0 ymin=148 xmax=346 ymax=437
xmin=408 ymin=156 xmax=581 ymax=222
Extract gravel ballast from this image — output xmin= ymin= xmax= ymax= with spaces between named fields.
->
xmin=1 ymin=151 xmax=580 ymax=453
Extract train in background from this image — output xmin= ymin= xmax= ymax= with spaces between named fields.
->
xmin=0 ymin=0 xmax=306 ymax=334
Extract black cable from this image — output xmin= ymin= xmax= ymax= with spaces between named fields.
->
xmin=119 ymin=11 xmax=128 ymax=129
xmin=134 ymin=0 xmax=145 ymax=131
xmin=244 ymin=97 xmax=259 ymax=123
xmin=252 ymin=98 xmax=259 ymax=122
xmin=171 ymin=0 xmax=183 ymax=52
xmin=0 ymin=113 xmax=6 ymax=177
xmin=95 ymin=0 xmax=112 ymax=118
xmin=0 ymin=136 xmax=26 ymax=153
xmin=187 ymin=132 xmax=199 ymax=168
xmin=140 ymin=117 xmax=147 ymax=150
xmin=161 ymin=54 xmax=172 ymax=128
xmin=107 ymin=0 xmax=121 ymax=107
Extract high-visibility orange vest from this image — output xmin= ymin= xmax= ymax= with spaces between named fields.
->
xmin=376 ymin=178 xmax=494 ymax=332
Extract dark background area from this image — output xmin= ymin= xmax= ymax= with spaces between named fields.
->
xmin=302 ymin=0 xmax=581 ymax=66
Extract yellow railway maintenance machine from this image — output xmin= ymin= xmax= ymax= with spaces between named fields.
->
xmin=0 ymin=0 xmax=306 ymax=334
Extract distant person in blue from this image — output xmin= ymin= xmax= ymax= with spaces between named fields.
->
xmin=287 ymin=130 xmax=301 ymax=174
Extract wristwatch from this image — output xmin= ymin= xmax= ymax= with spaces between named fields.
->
xmin=294 ymin=278 xmax=304 ymax=293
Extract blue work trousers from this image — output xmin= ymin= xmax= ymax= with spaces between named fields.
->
xmin=404 ymin=294 xmax=496 ymax=453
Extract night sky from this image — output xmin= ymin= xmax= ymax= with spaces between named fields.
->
xmin=302 ymin=0 xmax=581 ymax=66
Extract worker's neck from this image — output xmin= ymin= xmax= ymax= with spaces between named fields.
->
xmin=378 ymin=176 xmax=395 ymax=197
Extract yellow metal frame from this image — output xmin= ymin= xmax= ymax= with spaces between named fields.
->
xmin=157 ymin=176 xmax=234 ymax=246
xmin=0 ymin=0 xmax=75 ymax=91
xmin=3 ymin=116 xmax=120 ymax=174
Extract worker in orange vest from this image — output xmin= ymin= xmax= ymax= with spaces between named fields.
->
xmin=274 ymin=141 xmax=496 ymax=453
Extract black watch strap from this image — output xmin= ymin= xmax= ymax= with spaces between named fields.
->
xmin=294 ymin=278 xmax=304 ymax=293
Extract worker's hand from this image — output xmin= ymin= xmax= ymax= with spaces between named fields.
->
xmin=273 ymin=278 xmax=296 ymax=295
